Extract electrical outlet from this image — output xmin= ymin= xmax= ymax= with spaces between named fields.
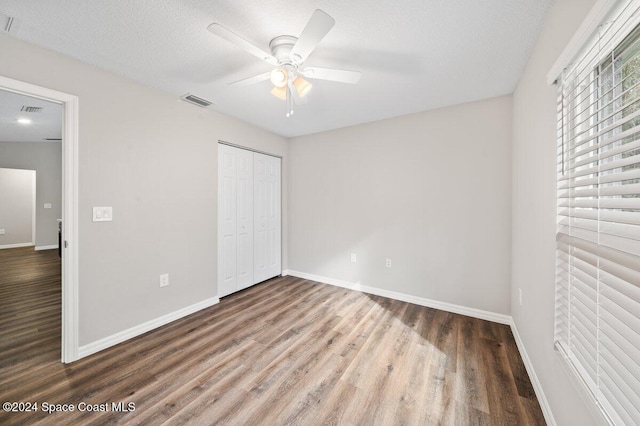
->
xmin=351 ymin=253 xmax=357 ymax=263
xmin=44 ymin=203 xmax=52 ymax=209
xmin=160 ymin=273 xmax=169 ymax=288
xmin=0 ymin=229 xmax=5 ymax=235
xmin=519 ymin=288 xmax=523 ymax=306
xmin=385 ymin=258 xmax=392 ymax=268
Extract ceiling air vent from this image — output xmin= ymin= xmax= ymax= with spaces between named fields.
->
xmin=21 ymin=106 xmax=43 ymax=113
xmin=180 ymin=93 xmax=213 ymax=108
xmin=0 ymin=12 xmax=20 ymax=34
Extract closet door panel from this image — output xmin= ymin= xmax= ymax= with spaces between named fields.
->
xmin=254 ymin=156 xmax=267 ymax=281
xmin=236 ymin=148 xmax=254 ymax=290
xmin=218 ymin=144 xmax=238 ymax=297
xmin=254 ymin=153 xmax=281 ymax=283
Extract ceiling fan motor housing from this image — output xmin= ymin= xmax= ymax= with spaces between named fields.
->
xmin=269 ymin=35 xmax=299 ymax=65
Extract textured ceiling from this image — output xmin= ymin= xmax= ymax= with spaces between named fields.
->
xmin=0 ymin=0 xmax=551 ymax=137
xmin=0 ymin=90 xmax=62 ymax=143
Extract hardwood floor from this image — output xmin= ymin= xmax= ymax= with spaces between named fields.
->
xmin=0 ymin=247 xmax=545 ymax=425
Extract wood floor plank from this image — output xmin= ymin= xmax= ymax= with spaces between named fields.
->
xmin=480 ymin=336 xmax=529 ymax=424
xmin=0 ymin=246 xmax=546 ymax=425
xmin=455 ymin=316 xmax=490 ymax=414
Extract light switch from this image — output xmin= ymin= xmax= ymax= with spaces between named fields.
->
xmin=44 ymin=203 xmax=52 ymax=209
xmin=93 ymin=207 xmax=113 ymax=222
xmin=0 ymin=229 xmax=5 ymax=235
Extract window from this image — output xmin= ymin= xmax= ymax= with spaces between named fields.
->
xmin=555 ymin=2 xmax=640 ymax=425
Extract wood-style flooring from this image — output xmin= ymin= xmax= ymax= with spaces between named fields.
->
xmin=0 ymin=246 xmax=545 ymax=425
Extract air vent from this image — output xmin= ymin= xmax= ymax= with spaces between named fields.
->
xmin=180 ymin=93 xmax=213 ymax=108
xmin=0 ymin=12 xmax=20 ymax=34
xmin=21 ymin=106 xmax=43 ymax=113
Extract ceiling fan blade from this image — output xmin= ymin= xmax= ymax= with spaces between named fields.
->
xmin=301 ymin=67 xmax=361 ymax=84
xmin=228 ymin=72 xmax=271 ymax=87
xmin=207 ymin=23 xmax=277 ymax=65
xmin=290 ymin=10 xmax=335 ymax=64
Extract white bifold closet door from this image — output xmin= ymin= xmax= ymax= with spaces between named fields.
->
xmin=253 ymin=152 xmax=281 ymax=284
xmin=218 ymin=144 xmax=281 ymax=298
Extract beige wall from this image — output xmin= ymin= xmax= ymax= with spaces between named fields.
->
xmin=511 ymin=0 xmax=600 ymax=424
xmin=0 ymin=168 xmax=34 ymax=246
xmin=0 ymin=33 xmax=288 ymax=346
xmin=0 ymin=142 xmax=62 ymax=247
xmin=289 ymin=95 xmax=512 ymax=315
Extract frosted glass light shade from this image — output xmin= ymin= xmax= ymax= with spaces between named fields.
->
xmin=270 ymin=68 xmax=288 ymax=88
xmin=270 ymin=86 xmax=287 ymax=100
xmin=293 ymin=77 xmax=312 ymax=97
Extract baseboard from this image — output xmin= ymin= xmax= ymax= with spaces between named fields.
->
xmin=78 ymin=296 xmax=220 ymax=359
xmin=35 ymin=244 xmax=58 ymax=251
xmin=0 ymin=242 xmax=34 ymax=250
xmin=285 ymin=270 xmax=511 ymax=325
xmin=509 ymin=320 xmax=556 ymax=426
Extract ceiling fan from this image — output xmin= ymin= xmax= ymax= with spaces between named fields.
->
xmin=208 ymin=9 xmax=361 ymax=117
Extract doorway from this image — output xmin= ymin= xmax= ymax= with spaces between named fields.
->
xmin=0 ymin=75 xmax=79 ymax=363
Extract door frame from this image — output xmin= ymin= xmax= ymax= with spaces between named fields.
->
xmin=0 ymin=75 xmax=79 ymax=363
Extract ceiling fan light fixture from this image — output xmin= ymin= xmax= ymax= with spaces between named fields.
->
xmin=293 ymin=77 xmax=312 ymax=98
xmin=270 ymin=68 xmax=288 ymax=88
xmin=270 ymin=86 xmax=287 ymax=100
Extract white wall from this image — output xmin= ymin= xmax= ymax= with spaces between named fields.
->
xmin=288 ymin=95 xmax=512 ymax=315
xmin=511 ymin=0 xmax=600 ymax=425
xmin=0 ymin=142 xmax=62 ymax=247
xmin=0 ymin=33 xmax=288 ymax=346
xmin=0 ymin=168 xmax=35 ymax=246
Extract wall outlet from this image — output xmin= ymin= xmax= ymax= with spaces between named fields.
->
xmin=44 ymin=203 xmax=52 ymax=209
xmin=350 ymin=253 xmax=357 ymax=263
xmin=385 ymin=258 xmax=392 ymax=268
xmin=0 ymin=229 xmax=5 ymax=235
xmin=160 ymin=273 xmax=169 ymax=288
xmin=519 ymin=288 xmax=523 ymax=306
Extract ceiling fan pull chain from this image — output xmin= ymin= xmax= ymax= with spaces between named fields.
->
xmin=289 ymin=85 xmax=294 ymax=117
xmin=286 ymin=86 xmax=291 ymax=118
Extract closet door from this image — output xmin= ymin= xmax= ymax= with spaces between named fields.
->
xmin=218 ymin=144 xmax=238 ymax=297
xmin=253 ymin=152 xmax=281 ymax=283
xmin=218 ymin=144 xmax=254 ymax=297
xmin=235 ymin=148 xmax=254 ymax=290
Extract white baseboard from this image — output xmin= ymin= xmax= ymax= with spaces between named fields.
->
xmin=0 ymin=242 xmax=34 ymax=250
xmin=35 ymin=244 xmax=58 ymax=251
xmin=78 ymin=296 xmax=220 ymax=359
xmin=509 ymin=320 xmax=556 ymax=426
xmin=284 ymin=269 xmax=511 ymax=325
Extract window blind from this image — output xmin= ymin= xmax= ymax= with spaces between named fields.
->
xmin=556 ymin=1 xmax=640 ymax=425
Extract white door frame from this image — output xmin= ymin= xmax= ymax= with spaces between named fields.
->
xmin=0 ymin=75 xmax=79 ymax=363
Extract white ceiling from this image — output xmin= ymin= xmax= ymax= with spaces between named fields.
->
xmin=0 ymin=90 xmax=62 ymax=143
xmin=0 ymin=0 xmax=551 ymax=137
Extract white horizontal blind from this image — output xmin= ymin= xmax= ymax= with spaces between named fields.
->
xmin=556 ymin=1 xmax=640 ymax=424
